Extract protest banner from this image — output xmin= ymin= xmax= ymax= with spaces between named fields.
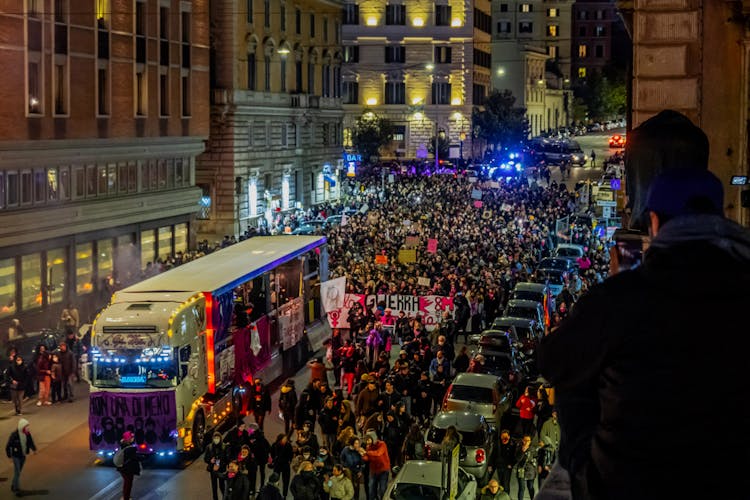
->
xmin=427 ymin=238 xmax=438 ymax=254
xmin=473 ymin=200 xmax=483 ymax=208
xmin=417 ymin=276 xmax=431 ymax=287
xmin=398 ymin=248 xmax=417 ymax=263
xmin=404 ymin=235 xmax=420 ymax=248
xmin=375 ymin=254 xmax=388 ymax=265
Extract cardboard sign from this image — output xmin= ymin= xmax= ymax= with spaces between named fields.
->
xmin=417 ymin=276 xmax=431 ymax=287
xmin=468 ymin=176 xmax=478 ymax=183
xmin=375 ymin=254 xmax=388 ymax=265
xmin=473 ymin=200 xmax=483 ymax=208
xmin=404 ymin=236 xmax=420 ymax=248
xmin=489 ymin=181 xmax=500 ymax=189
xmin=402 ymin=219 xmax=412 ymax=226
xmin=427 ymin=238 xmax=438 ymax=254
xmin=398 ymin=249 xmax=417 ymax=263
xmin=471 ymin=189 xmax=483 ymax=200
xmin=278 ymin=297 xmax=305 ymax=350
xmin=482 ymin=209 xmax=493 ymax=220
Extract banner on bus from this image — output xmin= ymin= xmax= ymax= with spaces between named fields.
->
xmin=89 ymin=390 xmax=177 ymax=452
xmin=325 ymin=294 xmax=454 ymax=331
xmin=279 ymin=297 xmax=305 ymax=350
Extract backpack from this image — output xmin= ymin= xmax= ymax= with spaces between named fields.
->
xmin=113 ymin=445 xmax=128 ymax=468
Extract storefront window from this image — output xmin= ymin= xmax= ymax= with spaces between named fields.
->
xmin=141 ymin=229 xmax=156 ymax=270
xmin=59 ymin=166 xmax=70 ymax=200
xmin=87 ymin=165 xmax=97 ymax=197
xmin=0 ymin=257 xmax=16 ymax=318
xmin=47 ymin=167 xmax=59 ymax=201
xmin=97 ymin=239 xmax=114 ymax=284
xmin=174 ymin=223 xmax=187 ymax=254
xmin=76 ymin=243 xmax=94 ymax=294
xmin=107 ymin=163 xmax=117 ymax=194
xmin=47 ymin=248 xmax=66 ymax=304
xmin=21 ymin=253 xmax=42 ymax=310
xmin=98 ymin=165 xmax=108 ymax=196
xmin=166 ymin=159 xmax=175 ymax=188
xmin=158 ymin=226 xmax=172 ymax=260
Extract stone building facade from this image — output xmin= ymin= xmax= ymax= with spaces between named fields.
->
xmin=618 ymin=0 xmax=750 ymax=224
xmin=197 ymin=0 xmax=345 ymax=239
xmin=572 ymin=0 xmax=618 ymax=81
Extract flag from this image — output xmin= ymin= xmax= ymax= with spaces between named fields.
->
xmin=341 ymin=214 xmax=349 ymax=227
xmin=321 ymin=276 xmax=346 ymax=312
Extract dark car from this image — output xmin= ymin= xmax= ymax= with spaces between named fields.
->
xmin=474 ymin=346 xmax=527 ymax=384
xmin=537 ymin=257 xmax=577 ymax=274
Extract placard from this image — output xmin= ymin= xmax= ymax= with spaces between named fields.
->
xmin=417 ymin=276 xmax=431 ymax=287
xmin=468 ymin=176 xmax=478 ymax=183
xmin=427 ymin=238 xmax=438 ymax=254
xmin=473 ymin=200 xmax=483 ymax=208
xmin=278 ymin=297 xmax=305 ymax=350
xmin=375 ymin=254 xmax=388 ymax=265
xmin=404 ymin=236 xmax=420 ymax=248
xmin=471 ymin=189 xmax=483 ymax=200
xmin=398 ymin=248 xmax=417 ymax=263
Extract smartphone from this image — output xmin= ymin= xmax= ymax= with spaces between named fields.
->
xmin=610 ymin=229 xmax=649 ymax=274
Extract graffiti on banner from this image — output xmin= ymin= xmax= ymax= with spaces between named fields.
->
xmin=327 ymin=294 xmax=454 ymax=331
xmin=326 ymin=293 xmax=366 ymax=329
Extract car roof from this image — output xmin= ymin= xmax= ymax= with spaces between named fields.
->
xmin=494 ymin=317 xmax=534 ymax=327
xmin=507 ymin=299 xmax=542 ymax=309
xmin=452 ymin=372 xmax=499 ymax=388
xmin=431 ymin=411 xmax=485 ymax=431
xmin=513 ymin=282 xmax=548 ymax=293
xmin=397 ymin=461 xmax=466 ymax=488
xmin=556 ymin=243 xmax=584 ymax=251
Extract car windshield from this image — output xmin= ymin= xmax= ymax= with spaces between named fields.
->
xmin=479 ymin=335 xmax=511 ymax=349
xmin=391 ymin=483 xmax=442 ymax=500
xmin=513 ymin=290 xmax=543 ymax=302
xmin=428 ymin=427 xmax=486 ymax=447
xmin=539 ymin=259 xmax=566 ymax=270
xmin=449 ymin=385 xmax=493 ymax=403
xmin=537 ymin=271 xmax=564 ymax=285
xmin=506 ymin=306 xmax=535 ymax=319
xmin=556 ymin=247 xmax=580 ymax=257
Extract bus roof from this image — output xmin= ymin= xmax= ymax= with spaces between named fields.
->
xmin=121 ymin=236 xmax=326 ymax=297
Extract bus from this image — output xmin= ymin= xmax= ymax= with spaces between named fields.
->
xmin=87 ymin=236 xmax=328 ymax=459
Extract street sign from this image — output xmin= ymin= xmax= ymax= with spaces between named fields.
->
xmin=596 ymin=200 xmax=617 ymax=207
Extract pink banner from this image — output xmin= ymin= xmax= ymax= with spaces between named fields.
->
xmin=473 ymin=200 xmax=483 ymax=208
xmin=427 ymin=238 xmax=438 ymax=253
xmin=328 ymin=294 xmax=454 ymax=331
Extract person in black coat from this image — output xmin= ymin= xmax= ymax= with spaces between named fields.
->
xmin=6 ymin=417 xmax=36 ymax=494
xmin=249 ymin=377 xmax=272 ymax=430
xmin=117 ymin=431 xmax=141 ymax=500
xmin=248 ymin=423 xmax=271 ymax=494
xmin=7 ymin=355 xmax=28 ymax=415
xmin=279 ymin=379 xmax=298 ymax=436
xmin=256 ymin=472 xmax=284 ymax=500
xmin=224 ymin=421 xmax=250 ymax=458
xmin=204 ymin=431 xmax=228 ymax=500
xmin=270 ymin=433 xmax=294 ymax=497
xmin=290 ymin=460 xmax=322 ymax=500
xmin=490 ymin=430 xmax=516 ymax=494
xmin=224 ymin=461 xmax=251 ymax=500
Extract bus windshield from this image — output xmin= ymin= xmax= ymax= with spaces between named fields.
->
xmin=91 ymin=347 xmax=178 ymax=388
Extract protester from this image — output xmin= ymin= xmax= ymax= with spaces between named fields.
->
xmin=256 ymin=472 xmax=284 ymax=500
xmin=363 ymin=431 xmax=390 ymax=500
xmin=116 ymin=431 xmax=141 ymax=500
xmin=8 ymin=355 xmax=28 ymax=415
xmin=5 ymin=418 xmax=36 ymax=496
xmin=224 ymin=460 xmax=250 ymax=500
xmin=270 ymin=433 xmax=294 ymax=498
xmin=204 ymin=431 xmax=227 ymax=500
xmin=478 ymin=479 xmax=511 ymax=500
xmin=249 ymin=377 xmax=272 ymax=430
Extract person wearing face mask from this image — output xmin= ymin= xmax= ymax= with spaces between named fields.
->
xmin=5 ymin=418 xmax=36 ymax=496
xmin=7 ymin=355 xmax=28 ymax=415
xmin=323 ymin=464 xmax=355 ymax=500
xmin=313 ymin=446 xmax=334 ymax=482
xmin=291 ymin=445 xmax=313 ymax=473
xmin=204 ymin=432 xmax=227 ymax=500
xmin=236 ymin=444 xmax=253 ymax=481
xmin=489 ymin=430 xmax=517 ymax=495
xmin=290 ymin=461 xmax=322 ymax=500
xmin=223 ymin=460 xmax=250 ymax=500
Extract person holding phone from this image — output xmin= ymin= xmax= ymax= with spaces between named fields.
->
xmin=537 ymin=167 xmax=750 ymax=500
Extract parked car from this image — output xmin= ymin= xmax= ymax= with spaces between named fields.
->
xmin=536 ymin=258 xmax=577 ymax=274
xmin=468 ymin=326 xmax=520 ymax=347
xmin=492 ymin=317 xmax=545 ymax=355
xmin=554 ymin=243 xmax=586 ymax=262
xmin=385 ymin=460 xmax=478 ymax=500
xmin=442 ymin=373 xmax=512 ymax=425
xmin=504 ymin=300 xmax=545 ymax=329
xmin=510 ymin=282 xmax=553 ymax=327
xmin=424 ymin=412 xmax=495 ymax=484
xmin=474 ymin=345 xmax=528 ymax=385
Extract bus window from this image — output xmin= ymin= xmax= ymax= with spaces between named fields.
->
xmin=92 ymin=348 xmax=178 ymax=388
xmin=179 ymin=345 xmax=191 ymax=380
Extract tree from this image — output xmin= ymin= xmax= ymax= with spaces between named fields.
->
xmin=472 ymin=90 xmax=529 ymax=150
xmin=575 ymin=67 xmax=627 ymax=122
xmin=427 ymin=132 xmax=450 ymax=160
xmin=350 ymin=112 xmax=395 ymax=164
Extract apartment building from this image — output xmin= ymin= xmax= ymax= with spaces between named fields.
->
xmin=572 ymin=0 xmax=617 ymax=81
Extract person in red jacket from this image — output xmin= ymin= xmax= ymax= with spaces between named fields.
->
xmin=515 ymin=385 xmax=537 ymax=438
xmin=363 ymin=431 xmax=390 ymax=500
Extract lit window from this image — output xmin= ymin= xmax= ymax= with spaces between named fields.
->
xmin=520 ymin=4 xmax=531 ymax=13
xmin=578 ymin=67 xmax=587 ymax=78
xmin=547 ymin=8 xmax=557 ymax=17
xmin=578 ymin=44 xmax=587 ymax=58
xmin=547 ymin=24 xmax=558 ymax=37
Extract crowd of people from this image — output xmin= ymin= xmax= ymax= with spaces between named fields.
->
xmin=192 ymin=169 xmax=611 ymax=500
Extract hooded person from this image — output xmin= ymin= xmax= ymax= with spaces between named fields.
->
xmin=117 ymin=431 xmax=141 ymax=500
xmin=363 ymin=430 xmax=390 ymax=500
xmin=256 ymin=472 xmax=284 ymax=500
xmin=289 ymin=460 xmax=322 ymax=500
xmin=5 ymin=418 xmax=36 ymax=494
xmin=278 ymin=379 xmax=298 ymax=435
xmin=537 ymin=167 xmax=750 ymax=500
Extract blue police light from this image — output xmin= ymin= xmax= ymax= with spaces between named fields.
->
xmin=515 ymin=164 xmax=523 ymax=172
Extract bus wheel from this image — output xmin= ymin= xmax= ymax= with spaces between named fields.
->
xmin=192 ymin=411 xmax=206 ymax=454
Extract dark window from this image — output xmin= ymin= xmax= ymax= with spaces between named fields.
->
xmin=295 ymin=8 xmax=301 ymax=34
xmin=181 ymin=75 xmax=190 ymax=116
xmin=310 ymin=13 xmax=315 ymax=37
xmin=595 ymin=25 xmax=606 ymax=37
xmin=434 ymin=46 xmax=451 ymax=64
xmin=472 ymin=83 xmax=486 ymax=105
xmin=384 ymin=82 xmax=405 ymax=104
xmin=247 ymin=52 xmax=256 ymax=90
xmin=385 ymin=46 xmax=405 ymax=63
xmin=308 ymin=62 xmax=315 ymax=94
xmin=578 ymin=10 xmax=588 ymax=20
xmin=98 ymin=68 xmax=109 ymax=115
xmin=264 ymin=59 xmax=271 ymax=91
xmin=323 ymin=18 xmax=328 ymax=42
xmin=281 ymin=4 xmax=286 ymax=31
xmin=264 ymin=0 xmax=270 ymax=27
xmin=295 ymin=60 xmax=302 ymax=92
xmin=343 ymin=4 xmax=359 ymax=24
xmin=159 ymin=7 xmax=169 ymax=66
xmin=474 ymin=8 xmax=491 ymax=34
xmin=431 ymin=82 xmax=450 ymax=104
xmin=595 ymin=44 xmax=604 ymax=58
xmin=386 ymin=4 xmax=405 ymax=25
xmin=497 ymin=21 xmax=511 ymax=34
xmin=159 ymin=73 xmax=168 ymax=115
xmin=500 ymin=3 xmax=508 ymax=12
xmin=578 ymin=26 xmax=586 ymax=37
xmin=435 ymin=4 xmax=451 ymax=26
xmin=247 ymin=0 xmax=253 ymax=23
xmin=342 ymin=81 xmax=358 ymax=104
xmin=473 ymin=49 xmax=490 ymax=68
xmin=519 ymin=21 xmax=533 ymax=33
xmin=97 ymin=24 xmax=109 ymax=59
xmin=280 ymin=58 xmax=287 ymax=92
xmin=181 ymin=12 xmax=190 ymax=68
xmin=343 ymin=45 xmax=359 ymax=63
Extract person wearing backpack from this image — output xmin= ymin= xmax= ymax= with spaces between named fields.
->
xmin=5 ymin=418 xmax=36 ymax=496
xmin=115 ymin=431 xmax=141 ymax=500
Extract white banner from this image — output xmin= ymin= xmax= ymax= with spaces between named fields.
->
xmin=321 ymin=276 xmax=346 ymax=312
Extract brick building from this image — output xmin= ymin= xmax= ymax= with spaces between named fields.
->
xmin=0 ymin=0 xmax=210 ymax=333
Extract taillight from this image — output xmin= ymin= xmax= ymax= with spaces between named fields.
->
xmin=424 ymin=444 xmax=432 ymax=458
xmin=492 ymin=403 xmax=497 ymax=413
xmin=475 ymin=448 xmax=485 ymax=464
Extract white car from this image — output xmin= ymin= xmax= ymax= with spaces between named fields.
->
xmin=385 ymin=460 xmax=478 ymax=500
